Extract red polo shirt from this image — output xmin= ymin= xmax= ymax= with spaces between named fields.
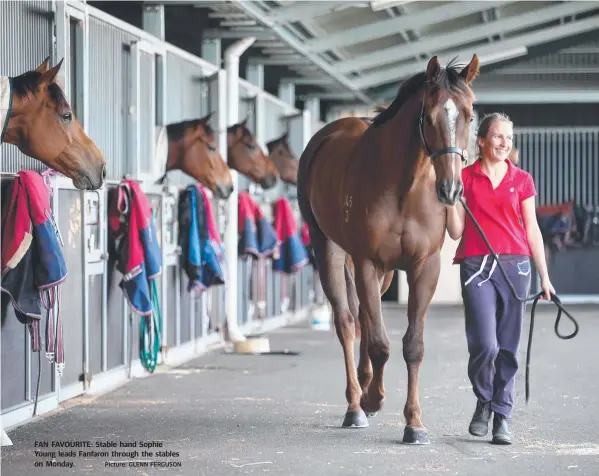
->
xmin=454 ymin=158 xmax=536 ymax=263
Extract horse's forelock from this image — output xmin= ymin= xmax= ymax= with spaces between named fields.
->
xmin=434 ymin=57 xmax=475 ymax=103
xmin=266 ymin=132 xmax=291 ymax=154
xmin=201 ymin=121 xmax=215 ymax=137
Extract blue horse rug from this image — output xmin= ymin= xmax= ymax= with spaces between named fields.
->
xmin=178 ymin=184 xmax=226 ymax=293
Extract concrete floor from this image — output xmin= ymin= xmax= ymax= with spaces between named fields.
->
xmin=2 ymin=303 xmax=598 ymax=476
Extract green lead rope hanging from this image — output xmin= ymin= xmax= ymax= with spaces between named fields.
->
xmin=139 ymin=279 xmax=162 ymax=373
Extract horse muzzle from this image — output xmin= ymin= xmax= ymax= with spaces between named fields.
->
xmin=259 ymin=174 xmax=278 ymax=190
xmin=436 ymin=179 xmax=463 ymax=205
xmin=71 ymin=164 xmax=105 ymax=190
xmin=215 ymin=183 xmax=234 ymax=199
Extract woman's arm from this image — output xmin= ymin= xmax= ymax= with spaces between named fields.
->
xmin=446 ymin=200 xmax=466 ymax=240
xmin=521 ymin=196 xmax=555 ymax=299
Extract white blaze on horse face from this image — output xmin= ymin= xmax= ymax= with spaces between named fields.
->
xmin=444 ymin=98 xmax=459 ymax=187
xmin=444 ymin=98 xmax=458 ymax=147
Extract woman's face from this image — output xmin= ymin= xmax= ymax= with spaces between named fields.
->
xmin=478 ymin=119 xmax=513 ymax=163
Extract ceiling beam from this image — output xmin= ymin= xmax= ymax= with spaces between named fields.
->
xmin=490 ymin=65 xmax=599 ymax=75
xmin=328 ymin=86 xmax=599 ymax=116
xmin=474 ymin=89 xmax=599 ymax=104
xmin=203 ymin=29 xmax=276 ymax=39
xmin=370 ymin=0 xmax=418 ymax=13
xmin=280 ymin=77 xmax=332 ymax=86
xmin=231 ymin=0 xmax=372 ymax=104
xmin=353 ymin=15 xmax=599 ymax=89
xmin=265 ymin=1 xmax=347 ymax=23
xmin=303 ymin=92 xmax=357 ymax=100
xmin=248 ymin=56 xmax=313 ymax=66
xmin=304 ymin=1 xmax=511 ymax=53
xmin=334 ymin=1 xmax=599 ymax=74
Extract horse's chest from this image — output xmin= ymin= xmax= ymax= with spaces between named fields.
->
xmin=376 ymin=210 xmax=445 ymax=269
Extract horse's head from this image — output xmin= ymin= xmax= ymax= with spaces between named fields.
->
xmin=5 ymin=57 xmax=106 ymax=190
xmin=168 ymin=113 xmax=234 ymax=199
xmin=419 ymin=55 xmax=479 ymax=205
xmin=227 ymin=118 xmax=279 ymax=189
xmin=266 ymin=131 xmax=298 ymax=185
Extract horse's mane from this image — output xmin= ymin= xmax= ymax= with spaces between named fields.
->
xmin=167 ymin=118 xmax=214 ymax=141
xmin=265 ymin=133 xmax=290 ymax=154
xmin=372 ymin=57 xmax=472 ymax=127
xmin=11 ymin=70 xmax=69 ymax=109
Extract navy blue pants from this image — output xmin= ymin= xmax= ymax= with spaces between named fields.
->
xmin=460 ymin=255 xmax=532 ymax=418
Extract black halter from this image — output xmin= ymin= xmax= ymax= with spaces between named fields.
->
xmin=418 ymin=84 xmax=468 ymax=163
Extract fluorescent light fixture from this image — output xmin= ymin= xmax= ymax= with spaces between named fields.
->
xmin=478 ymin=46 xmax=528 ymax=65
xmin=220 ymin=20 xmax=258 ymax=27
xmin=370 ymin=0 xmax=417 ymax=12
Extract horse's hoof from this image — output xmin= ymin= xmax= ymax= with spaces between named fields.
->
xmin=402 ymin=426 xmax=430 ymax=445
xmin=365 ymin=411 xmax=378 ymax=418
xmin=342 ymin=410 xmax=369 ymax=428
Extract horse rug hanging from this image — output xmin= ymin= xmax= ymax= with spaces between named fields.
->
xmin=178 ymin=184 xmax=227 ymax=293
xmin=1 ymin=170 xmax=67 ymax=373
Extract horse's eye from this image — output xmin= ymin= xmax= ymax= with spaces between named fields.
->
xmin=247 ymin=144 xmax=256 ymax=151
xmin=208 ymin=145 xmax=216 ymax=152
xmin=425 ymin=114 xmax=433 ymax=125
xmin=61 ymin=113 xmax=72 ymax=123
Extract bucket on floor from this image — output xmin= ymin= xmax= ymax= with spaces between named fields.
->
xmin=310 ymin=305 xmax=331 ymax=331
xmin=233 ymin=335 xmax=271 ymax=354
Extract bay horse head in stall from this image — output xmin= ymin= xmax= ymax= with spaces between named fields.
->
xmin=297 ymin=55 xmax=480 ymax=444
xmin=157 ymin=112 xmax=234 ymax=199
xmin=266 ymin=131 xmax=298 ymax=185
xmin=1 ymin=57 xmax=106 ymax=189
xmin=227 ymin=118 xmax=279 ymax=189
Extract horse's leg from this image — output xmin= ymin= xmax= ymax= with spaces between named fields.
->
xmin=353 ymin=259 xmax=389 ymax=415
xmin=402 ymin=254 xmax=441 ymax=445
xmin=310 ymin=228 xmax=367 ymax=428
xmin=380 ymin=271 xmax=394 ymax=296
xmin=345 ymin=261 xmax=375 ymax=399
xmin=345 ymin=261 xmax=361 ymax=339
xmin=345 ymin=264 xmax=375 ymax=413
xmin=356 ymin=270 xmax=394 ymax=417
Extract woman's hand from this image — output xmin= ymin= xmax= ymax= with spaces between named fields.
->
xmin=540 ymin=276 xmax=556 ymax=301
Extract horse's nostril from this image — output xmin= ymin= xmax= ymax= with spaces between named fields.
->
xmin=102 ymin=166 xmax=107 ymax=179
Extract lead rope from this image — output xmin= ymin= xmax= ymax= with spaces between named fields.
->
xmin=139 ymin=279 xmax=162 ymax=373
xmin=32 ymin=286 xmax=63 ymax=416
xmin=459 ymin=197 xmax=579 ymax=403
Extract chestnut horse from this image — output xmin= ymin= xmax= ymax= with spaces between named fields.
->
xmin=227 ymin=118 xmax=279 ymax=189
xmin=297 ymin=55 xmax=480 ymax=444
xmin=266 ymin=132 xmax=298 ymax=185
xmin=1 ymin=57 xmax=105 ymax=190
xmin=157 ymin=113 xmax=234 ymax=199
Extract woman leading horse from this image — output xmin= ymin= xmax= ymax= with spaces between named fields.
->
xmin=297 ymin=55 xmax=480 ymax=444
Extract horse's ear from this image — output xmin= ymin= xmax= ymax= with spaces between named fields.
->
xmin=240 ymin=117 xmax=248 ymax=128
xmin=200 ymin=112 xmax=213 ymax=124
xmin=426 ymin=56 xmax=440 ymax=83
xmin=459 ymin=54 xmax=480 ymax=85
xmin=38 ymin=58 xmax=64 ymax=87
xmin=35 ymin=56 xmax=51 ymax=73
